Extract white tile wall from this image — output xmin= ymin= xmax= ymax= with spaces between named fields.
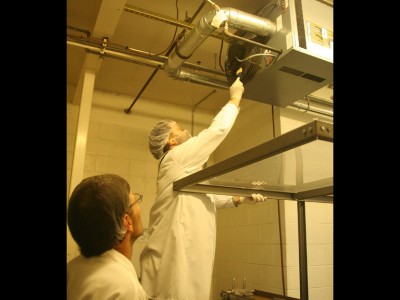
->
xmin=308 ymin=286 xmax=333 ymax=300
xmin=279 ymin=108 xmax=333 ymax=300
xmin=212 ymin=102 xmax=282 ymax=300
xmin=66 ymin=84 xmax=214 ymax=267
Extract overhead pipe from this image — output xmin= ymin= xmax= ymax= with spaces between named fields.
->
xmin=222 ymin=22 xmax=282 ymax=59
xmin=67 ymin=1 xmax=276 ymax=113
xmin=177 ymin=70 xmax=229 ymax=89
xmin=123 ymin=4 xmax=226 ymax=42
xmin=165 ymin=7 xmax=277 ymax=79
xmin=68 ymin=37 xmax=332 ymax=116
xmin=67 ymin=40 xmax=164 ymax=69
xmin=125 ymin=46 xmax=226 ymax=77
xmin=67 ymin=38 xmax=228 ymax=81
xmin=289 ymin=101 xmax=333 ymax=118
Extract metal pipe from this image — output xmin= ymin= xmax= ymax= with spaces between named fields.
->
xmin=124 ymin=67 xmax=161 ymax=113
xmin=176 ymin=70 xmax=229 ymax=89
xmin=67 ymin=40 xmax=164 ymax=68
xmin=123 ymin=4 xmax=194 ymax=31
xmin=165 ymin=7 xmax=277 ymax=78
xmin=67 ymin=38 xmax=228 ymax=80
xmin=222 ymin=22 xmax=282 ymax=55
xmin=67 ymin=25 xmax=91 ymax=38
xmin=68 ymin=38 xmax=332 ymax=118
xmin=126 ymin=46 xmax=226 ymax=77
xmin=289 ymin=101 xmax=333 ymax=118
xmin=220 ymin=7 xmax=276 ymax=36
xmin=123 ymin=4 xmax=228 ymax=42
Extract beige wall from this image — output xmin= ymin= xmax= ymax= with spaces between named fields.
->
xmin=279 ymin=108 xmax=333 ymax=300
xmin=211 ymin=102 xmax=286 ymax=299
xmin=67 ymin=83 xmax=214 ymax=263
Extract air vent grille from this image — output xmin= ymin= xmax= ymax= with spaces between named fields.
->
xmin=279 ymin=66 xmax=325 ymax=82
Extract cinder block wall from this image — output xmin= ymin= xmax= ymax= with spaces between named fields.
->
xmin=279 ymin=108 xmax=333 ymax=300
xmin=67 ymin=83 xmax=214 ymax=263
xmin=211 ymin=102 xmax=285 ymax=299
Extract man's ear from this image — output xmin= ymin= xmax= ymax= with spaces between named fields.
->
xmin=123 ymin=214 xmax=133 ymax=232
xmin=167 ymin=138 xmax=177 ymax=147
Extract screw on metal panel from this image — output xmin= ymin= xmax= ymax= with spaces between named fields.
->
xmin=308 ymin=126 xmax=313 ymax=132
xmin=320 ymin=126 xmax=325 ymax=131
xmin=326 ymin=127 xmax=330 ymax=132
xmin=302 ymin=128 xmax=306 ymax=135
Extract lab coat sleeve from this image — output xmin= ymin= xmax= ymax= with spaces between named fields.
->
xmin=171 ymin=102 xmax=239 ymax=169
xmin=212 ymin=194 xmax=236 ymax=209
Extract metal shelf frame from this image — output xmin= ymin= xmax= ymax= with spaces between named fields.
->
xmin=173 ymin=119 xmax=333 ymax=300
xmin=173 ymin=119 xmax=333 ymax=203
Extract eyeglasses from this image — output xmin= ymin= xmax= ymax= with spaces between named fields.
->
xmin=129 ymin=193 xmax=143 ymax=208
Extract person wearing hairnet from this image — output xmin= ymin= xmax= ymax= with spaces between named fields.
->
xmin=140 ymin=77 xmax=267 ymax=300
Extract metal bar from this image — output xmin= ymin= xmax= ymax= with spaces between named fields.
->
xmin=67 ymin=25 xmax=91 ymax=38
xmin=68 ymin=38 xmax=226 ymax=77
xmin=124 ymin=67 xmax=161 ymax=113
xmin=296 ymin=185 xmax=333 ymax=200
xmin=175 ymin=184 xmax=294 ymax=200
xmin=123 ymin=4 xmax=194 ymax=30
xmin=289 ymin=102 xmax=333 ymax=118
xmin=223 ymin=23 xmax=282 ymax=55
xmin=67 ymin=40 xmax=165 ymax=67
xmin=299 ymin=195 xmax=333 ymax=203
xmin=298 ymin=201 xmax=309 ymax=300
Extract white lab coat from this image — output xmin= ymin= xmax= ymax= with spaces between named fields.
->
xmin=140 ymin=102 xmax=239 ymax=300
xmin=67 ymin=248 xmax=148 ymax=300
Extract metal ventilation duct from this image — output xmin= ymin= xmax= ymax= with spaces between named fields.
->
xmin=164 ymin=6 xmax=276 ymax=79
xmin=243 ymin=0 xmax=333 ymax=107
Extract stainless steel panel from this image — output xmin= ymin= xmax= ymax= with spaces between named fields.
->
xmin=243 ymin=0 xmax=333 ymax=107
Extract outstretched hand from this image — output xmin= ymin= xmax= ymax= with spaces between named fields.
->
xmin=229 ymin=77 xmax=244 ymax=101
xmin=242 ymin=193 xmax=267 ymax=205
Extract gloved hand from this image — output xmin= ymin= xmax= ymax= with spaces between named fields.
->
xmin=229 ymin=77 xmax=244 ymax=101
xmin=242 ymin=193 xmax=267 ymax=205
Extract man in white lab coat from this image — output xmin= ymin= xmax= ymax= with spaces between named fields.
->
xmin=67 ymin=174 xmax=148 ymax=300
xmin=140 ymin=78 xmax=266 ymax=300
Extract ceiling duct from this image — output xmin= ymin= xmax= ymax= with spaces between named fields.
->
xmin=164 ymin=0 xmax=333 ymax=108
xmin=164 ymin=6 xmax=277 ymax=80
xmin=242 ymin=0 xmax=333 ymax=107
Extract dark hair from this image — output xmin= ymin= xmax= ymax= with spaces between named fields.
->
xmin=67 ymin=174 xmax=131 ymax=257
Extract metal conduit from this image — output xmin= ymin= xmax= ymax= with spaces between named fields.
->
xmin=289 ymin=101 xmax=333 ymax=118
xmin=67 ymin=40 xmax=164 ymax=69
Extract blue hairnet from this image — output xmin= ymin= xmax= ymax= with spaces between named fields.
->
xmin=148 ymin=120 xmax=176 ymax=159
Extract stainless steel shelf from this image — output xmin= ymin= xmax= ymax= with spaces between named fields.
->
xmin=173 ymin=120 xmax=333 ymax=203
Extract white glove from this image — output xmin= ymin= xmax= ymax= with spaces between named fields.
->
xmin=229 ymin=77 xmax=244 ymax=101
xmin=242 ymin=193 xmax=267 ymax=205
